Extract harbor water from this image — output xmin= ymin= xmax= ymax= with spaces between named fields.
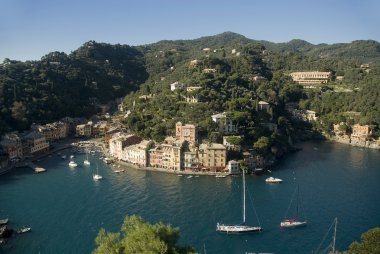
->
xmin=0 ymin=141 xmax=379 ymax=253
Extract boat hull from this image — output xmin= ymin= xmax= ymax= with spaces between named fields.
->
xmin=216 ymin=224 xmax=262 ymax=233
xmin=280 ymin=220 xmax=307 ymax=228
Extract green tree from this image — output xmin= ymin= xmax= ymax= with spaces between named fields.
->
xmin=253 ymin=136 xmax=271 ymax=155
xmin=347 ymin=227 xmax=380 ymax=254
xmin=11 ymin=101 xmax=26 ymax=121
xmin=93 ymin=215 xmax=196 ymax=254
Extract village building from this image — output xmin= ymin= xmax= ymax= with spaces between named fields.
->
xmin=23 ymin=131 xmax=49 ymax=155
xmin=104 ymin=128 xmax=121 ymax=147
xmin=351 ymin=124 xmax=371 ymax=141
xmin=258 ymin=101 xmax=270 ymax=112
xmin=92 ymin=122 xmax=108 ymax=137
xmin=289 ymin=71 xmax=331 ymax=86
xmin=243 ymin=151 xmax=265 ymax=170
xmin=76 ymin=123 xmax=93 ymax=137
xmin=122 ymin=140 xmax=153 ymax=167
xmin=170 ymin=81 xmax=185 ymax=91
xmin=109 ymin=133 xmax=142 ymax=160
xmin=198 ymin=143 xmax=227 ymax=172
xmin=148 ymin=145 xmax=164 ymax=168
xmin=183 ymin=149 xmax=199 ymax=171
xmin=0 ymin=132 xmax=23 ymax=160
xmin=290 ymin=109 xmax=318 ymax=122
xmin=175 ymin=122 xmax=197 ymax=146
xmin=202 ymin=68 xmax=216 ymax=73
xmin=227 ymin=160 xmax=240 ymax=174
xmin=211 ymin=112 xmax=237 ymax=133
xmin=161 ymin=137 xmax=186 ymax=171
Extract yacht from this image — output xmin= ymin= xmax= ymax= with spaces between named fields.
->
xmin=68 ymin=161 xmax=78 ymax=167
xmin=265 ymin=177 xmax=283 ymax=183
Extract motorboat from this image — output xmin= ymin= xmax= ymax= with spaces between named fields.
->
xmin=16 ymin=227 xmax=31 ymax=234
xmin=68 ymin=161 xmax=78 ymax=167
xmin=265 ymin=177 xmax=283 ymax=183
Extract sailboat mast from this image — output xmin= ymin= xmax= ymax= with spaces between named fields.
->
xmin=332 ymin=217 xmax=338 ymax=254
xmin=296 ymin=185 xmax=299 ymax=218
xmin=243 ymin=169 xmax=246 ymax=224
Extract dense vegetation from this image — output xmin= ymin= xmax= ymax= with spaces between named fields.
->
xmin=93 ymin=215 xmax=195 ymax=254
xmin=0 ymin=42 xmax=147 ymax=132
xmin=1 ymin=32 xmax=379 ymax=147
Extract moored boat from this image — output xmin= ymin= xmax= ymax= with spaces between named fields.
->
xmin=280 ymin=185 xmax=307 ymax=228
xmin=16 ymin=227 xmax=31 ymax=234
xmin=0 ymin=218 xmax=8 ymax=225
xmin=68 ymin=161 xmax=78 ymax=167
xmin=265 ymin=177 xmax=283 ymax=183
xmin=217 ymin=170 xmax=262 ymax=233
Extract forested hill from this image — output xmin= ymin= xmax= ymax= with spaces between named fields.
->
xmin=1 ymin=32 xmax=379 ymax=138
xmin=0 ymin=41 xmax=148 ymax=133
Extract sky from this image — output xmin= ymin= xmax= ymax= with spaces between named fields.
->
xmin=1 ymin=0 xmax=379 ymax=61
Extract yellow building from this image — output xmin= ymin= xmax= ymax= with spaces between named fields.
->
xmin=198 ymin=143 xmax=226 ymax=172
xmin=351 ymin=124 xmax=371 ymax=141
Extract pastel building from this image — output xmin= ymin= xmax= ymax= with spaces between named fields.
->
xmin=175 ymin=122 xmax=197 ymax=146
xmin=198 ymin=143 xmax=227 ymax=172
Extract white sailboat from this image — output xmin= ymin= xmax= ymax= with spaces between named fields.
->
xmin=216 ymin=170 xmax=262 ymax=233
xmin=280 ymin=184 xmax=307 ymax=228
xmin=93 ymin=164 xmax=103 ymax=180
xmin=84 ymin=152 xmax=91 ymax=166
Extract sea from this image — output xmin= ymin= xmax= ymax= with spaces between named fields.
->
xmin=0 ymin=141 xmax=379 ymax=254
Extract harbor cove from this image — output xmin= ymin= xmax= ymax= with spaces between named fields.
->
xmin=0 ymin=141 xmax=379 ymax=253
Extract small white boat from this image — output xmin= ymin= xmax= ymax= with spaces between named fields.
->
xmin=187 ymin=175 xmax=193 ymax=179
xmin=84 ymin=153 xmax=91 ymax=166
xmin=70 ymin=155 xmax=74 ymax=159
xmin=17 ymin=227 xmax=31 ymax=234
xmin=177 ymin=175 xmax=183 ymax=177
xmin=61 ymin=155 xmax=66 ymax=159
xmin=113 ymin=170 xmax=122 ymax=173
xmin=216 ymin=174 xmax=226 ymax=178
xmin=68 ymin=161 xmax=78 ymax=167
xmin=265 ymin=177 xmax=283 ymax=183
xmin=280 ymin=219 xmax=307 ymax=228
xmin=93 ymin=165 xmax=103 ymax=180
xmin=0 ymin=218 xmax=8 ymax=225
xmin=93 ymin=174 xmax=103 ymax=180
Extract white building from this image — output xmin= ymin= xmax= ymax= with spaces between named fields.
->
xmin=122 ymin=140 xmax=153 ymax=167
xmin=227 ymin=160 xmax=240 ymax=174
xmin=211 ymin=112 xmax=237 ymax=133
xmin=170 ymin=81 xmax=185 ymax=91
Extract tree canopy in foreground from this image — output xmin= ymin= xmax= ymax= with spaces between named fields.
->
xmin=93 ymin=215 xmax=196 ymax=254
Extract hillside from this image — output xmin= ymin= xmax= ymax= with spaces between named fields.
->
xmin=1 ymin=32 xmax=379 ymax=143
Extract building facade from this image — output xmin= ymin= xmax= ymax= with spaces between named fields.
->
xmin=175 ymin=122 xmax=197 ymax=145
xmin=211 ymin=112 xmax=237 ymax=133
xmin=290 ymin=71 xmax=331 ymax=86
xmin=198 ymin=143 xmax=227 ymax=172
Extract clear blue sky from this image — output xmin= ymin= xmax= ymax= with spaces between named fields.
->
xmin=1 ymin=0 xmax=379 ymax=61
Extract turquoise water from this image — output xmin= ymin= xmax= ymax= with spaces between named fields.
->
xmin=0 ymin=141 xmax=379 ymax=254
